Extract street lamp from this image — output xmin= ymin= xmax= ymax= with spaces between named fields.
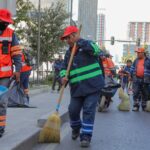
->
xmin=70 ymin=0 xmax=73 ymax=25
xmin=37 ymin=0 xmax=41 ymax=84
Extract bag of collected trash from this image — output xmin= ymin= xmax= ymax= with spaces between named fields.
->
xmin=0 ymin=85 xmax=9 ymax=108
xmin=7 ymin=81 xmax=29 ymax=107
xmin=118 ymin=93 xmax=130 ymax=111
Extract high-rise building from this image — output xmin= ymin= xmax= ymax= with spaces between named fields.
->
xmin=78 ymin=0 xmax=98 ymax=41
xmin=0 ymin=0 xmax=16 ymax=16
xmin=97 ymin=13 xmax=105 ymax=46
xmin=128 ymin=22 xmax=150 ymax=43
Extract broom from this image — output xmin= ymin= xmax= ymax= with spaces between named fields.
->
xmin=145 ymin=101 xmax=150 ymax=112
xmin=39 ymin=25 xmax=82 ymax=143
xmin=118 ymin=93 xmax=130 ymax=111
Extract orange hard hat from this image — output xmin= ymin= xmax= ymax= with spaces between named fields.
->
xmin=135 ymin=47 xmax=145 ymax=53
xmin=61 ymin=26 xmax=78 ymax=40
xmin=0 ymin=9 xmax=14 ymax=24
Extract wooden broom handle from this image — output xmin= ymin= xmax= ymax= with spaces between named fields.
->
xmin=56 ymin=25 xmax=82 ymax=112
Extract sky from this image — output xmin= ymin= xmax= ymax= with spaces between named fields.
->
xmin=72 ymin=0 xmax=150 ymax=61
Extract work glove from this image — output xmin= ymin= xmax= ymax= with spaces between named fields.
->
xmin=61 ymin=77 xmax=68 ymax=85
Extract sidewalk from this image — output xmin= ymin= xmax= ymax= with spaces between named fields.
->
xmin=0 ymin=85 xmax=70 ymax=150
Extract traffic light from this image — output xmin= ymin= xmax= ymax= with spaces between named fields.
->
xmin=136 ymin=38 xmax=140 ymax=47
xmin=111 ymin=36 xmax=115 ymax=45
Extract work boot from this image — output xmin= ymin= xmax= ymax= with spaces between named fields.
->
xmin=142 ymin=105 xmax=146 ymax=111
xmin=142 ymin=102 xmax=146 ymax=111
xmin=132 ymin=106 xmax=139 ymax=111
xmin=0 ymin=128 xmax=5 ymax=138
xmin=80 ymin=135 xmax=91 ymax=148
xmin=72 ymin=129 xmax=80 ymax=140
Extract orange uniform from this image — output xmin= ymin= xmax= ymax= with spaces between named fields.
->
xmin=21 ymin=54 xmax=32 ymax=73
xmin=136 ymin=58 xmax=144 ymax=78
xmin=102 ymin=58 xmax=115 ymax=76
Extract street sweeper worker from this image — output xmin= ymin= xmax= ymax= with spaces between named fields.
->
xmin=121 ymin=59 xmax=132 ymax=91
xmin=100 ymin=52 xmax=115 ymax=77
xmin=60 ymin=26 xmax=104 ymax=147
xmin=20 ymin=47 xmax=33 ymax=104
xmin=0 ymin=9 xmax=22 ymax=137
xmin=130 ymin=47 xmax=150 ymax=111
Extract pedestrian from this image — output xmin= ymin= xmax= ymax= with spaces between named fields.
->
xmin=0 ymin=9 xmax=22 ymax=137
xmin=130 ymin=47 xmax=150 ymax=111
xmin=51 ymin=55 xmax=63 ymax=92
xmin=20 ymin=47 xmax=32 ymax=104
xmin=60 ymin=26 xmax=104 ymax=147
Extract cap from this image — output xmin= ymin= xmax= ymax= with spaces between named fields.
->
xmin=61 ymin=26 xmax=78 ymax=40
xmin=135 ymin=47 xmax=145 ymax=53
xmin=0 ymin=9 xmax=13 ymax=24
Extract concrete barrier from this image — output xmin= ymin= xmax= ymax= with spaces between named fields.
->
xmin=12 ymin=109 xmax=68 ymax=150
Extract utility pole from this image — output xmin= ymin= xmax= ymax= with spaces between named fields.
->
xmin=70 ymin=0 xmax=73 ymax=25
xmin=37 ymin=0 xmax=41 ymax=84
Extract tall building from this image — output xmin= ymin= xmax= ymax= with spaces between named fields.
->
xmin=128 ymin=22 xmax=150 ymax=43
xmin=97 ymin=13 xmax=105 ymax=46
xmin=0 ymin=0 xmax=16 ymax=16
xmin=78 ymin=0 xmax=98 ymax=41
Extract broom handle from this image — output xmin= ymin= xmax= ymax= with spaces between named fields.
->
xmin=55 ymin=44 xmax=77 ymax=112
xmin=55 ymin=25 xmax=82 ymax=112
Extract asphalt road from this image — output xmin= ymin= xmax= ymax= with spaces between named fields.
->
xmin=34 ymin=93 xmax=150 ymax=150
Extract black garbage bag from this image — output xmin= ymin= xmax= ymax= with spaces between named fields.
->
xmin=101 ymin=76 xmax=121 ymax=97
xmin=7 ymin=81 xmax=29 ymax=107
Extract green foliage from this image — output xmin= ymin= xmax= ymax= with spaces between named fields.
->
xmin=15 ymin=0 xmax=34 ymax=40
xmin=27 ymin=2 xmax=69 ymax=63
xmin=14 ymin=0 xmax=69 ymax=73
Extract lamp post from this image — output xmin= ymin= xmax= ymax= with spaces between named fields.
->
xmin=70 ymin=0 xmax=73 ymax=25
xmin=37 ymin=0 xmax=41 ymax=84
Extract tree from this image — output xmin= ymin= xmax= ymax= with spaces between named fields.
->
xmin=26 ymin=1 xmax=69 ymax=77
xmin=14 ymin=0 xmax=34 ymax=41
xmin=27 ymin=2 xmax=69 ymax=61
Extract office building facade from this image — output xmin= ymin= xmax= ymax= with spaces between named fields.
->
xmin=128 ymin=22 xmax=150 ymax=43
xmin=97 ymin=13 xmax=105 ymax=46
xmin=78 ymin=0 xmax=98 ymax=41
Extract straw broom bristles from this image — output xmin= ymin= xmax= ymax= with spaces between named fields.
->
xmin=145 ymin=101 xmax=150 ymax=112
xmin=118 ymin=93 xmax=130 ymax=111
xmin=39 ymin=112 xmax=61 ymax=143
xmin=118 ymin=87 xmax=124 ymax=99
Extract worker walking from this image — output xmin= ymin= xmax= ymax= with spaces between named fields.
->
xmin=0 ymin=9 xmax=22 ymax=137
xmin=60 ymin=26 xmax=104 ymax=147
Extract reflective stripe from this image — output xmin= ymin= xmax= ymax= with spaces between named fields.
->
xmin=81 ymin=129 xmax=92 ymax=133
xmin=0 ymin=37 xmax=12 ymax=41
xmin=0 ymin=116 xmax=6 ymax=120
xmin=60 ymin=70 xmax=66 ymax=77
xmin=70 ymin=63 xmax=100 ymax=76
xmin=70 ymin=70 xmax=102 ymax=83
xmin=90 ymin=42 xmax=100 ymax=56
xmin=0 ymin=66 xmax=11 ymax=72
xmin=22 ymin=62 xmax=26 ymax=66
xmin=0 ymin=122 xmax=6 ymax=126
xmin=82 ymin=123 xmax=93 ymax=127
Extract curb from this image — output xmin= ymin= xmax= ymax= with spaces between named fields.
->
xmin=29 ymin=85 xmax=50 ymax=97
xmin=12 ymin=109 xmax=69 ymax=150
